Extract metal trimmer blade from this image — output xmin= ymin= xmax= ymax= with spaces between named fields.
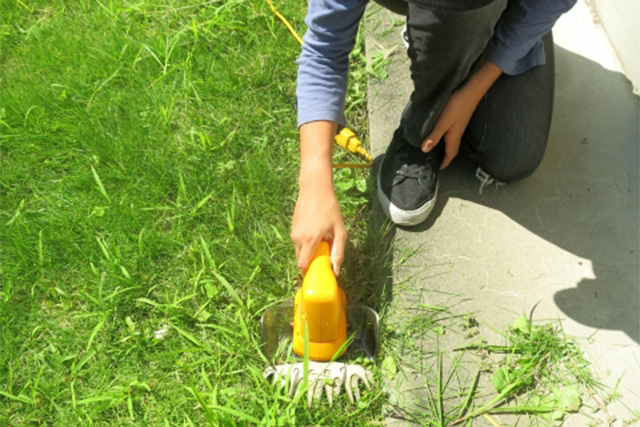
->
xmin=260 ymin=301 xmax=295 ymax=363
xmin=263 ymin=361 xmax=373 ymax=407
xmin=346 ymin=304 xmax=380 ymax=361
xmin=261 ymin=301 xmax=380 ymax=406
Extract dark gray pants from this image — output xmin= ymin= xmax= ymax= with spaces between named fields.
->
xmin=374 ymin=0 xmax=555 ymax=182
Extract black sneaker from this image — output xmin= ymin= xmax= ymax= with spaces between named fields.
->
xmin=401 ymin=24 xmax=409 ymax=49
xmin=377 ymin=130 xmax=443 ymax=226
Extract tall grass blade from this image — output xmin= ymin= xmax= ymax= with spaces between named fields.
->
xmin=76 ymin=395 xmax=116 ymax=405
xmin=199 ymin=235 xmax=216 ymax=269
xmin=225 ymin=187 xmax=236 ymax=232
xmin=136 ymin=297 xmax=163 ymax=310
xmin=95 ymin=237 xmax=112 ymax=262
xmin=330 ymin=332 xmax=355 ymax=362
xmin=70 ymin=381 xmax=76 ymax=409
xmin=0 ymin=391 xmax=34 ymax=405
xmin=437 ymin=352 xmax=444 ymax=427
xmin=72 ymin=351 xmax=96 ymax=375
xmin=457 ymin=367 xmax=480 ymax=419
xmin=172 ymin=323 xmax=204 ymax=348
xmin=210 ymin=405 xmax=260 ymax=424
xmin=86 ymin=313 xmax=108 ymax=352
xmin=178 ymin=169 xmax=187 ymax=204
xmin=303 ymin=319 xmax=310 ymax=393
xmin=187 ymin=386 xmax=216 ymax=425
xmin=211 ymin=270 xmax=243 ymax=309
xmin=192 ymin=190 xmax=215 ymax=214
xmin=37 ymin=229 xmax=44 ymax=267
xmin=86 ymin=65 xmax=123 ymax=110
xmin=90 ymin=164 xmax=111 ymax=203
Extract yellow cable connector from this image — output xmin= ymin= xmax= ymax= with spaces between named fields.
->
xmin=334 ymin=127 xmax=372 ymax=162
xmin=332 ymin=128 xmax=373 ymax=169
xmin=265 ymin=0 xmax=373 ymax=169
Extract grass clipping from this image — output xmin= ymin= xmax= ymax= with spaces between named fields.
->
xmin=453 ymin=316 xmax=598 ymax=424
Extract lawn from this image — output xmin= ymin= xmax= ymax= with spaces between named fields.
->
xmin=2 ymin=1 xmax=619 ymax=425
xmin=0 ymin=0 xmax=384 ymax=424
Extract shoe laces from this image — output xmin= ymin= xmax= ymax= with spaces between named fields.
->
xmin=475 ymin=167 xmax=505 ymax=194
xmin=392 ymin=150 xmax=437 ymax=186
xmin=393 ymin=164 xmax=428 ymax=184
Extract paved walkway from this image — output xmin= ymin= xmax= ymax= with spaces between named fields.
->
xmin=365 ymin=1 xmax=639 ymax=425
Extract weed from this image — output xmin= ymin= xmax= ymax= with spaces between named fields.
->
xmin=383 ymin=291 xmax=608 ymax=427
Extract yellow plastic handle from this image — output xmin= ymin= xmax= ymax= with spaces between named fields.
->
xmin=293 ymin=242 xmax=347 ymax=360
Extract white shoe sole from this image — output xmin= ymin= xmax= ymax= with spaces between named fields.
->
xmin=377 ymin=168 xmax=438 ymax=226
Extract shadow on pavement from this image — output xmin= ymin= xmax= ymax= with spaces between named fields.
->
xmin=386 ymin=45 xmax=639 ymax=343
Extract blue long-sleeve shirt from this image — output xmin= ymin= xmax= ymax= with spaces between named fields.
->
xmin=296 ymin=0 xmax=576 ymax=127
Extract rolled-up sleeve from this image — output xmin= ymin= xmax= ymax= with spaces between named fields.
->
xmin=488 ymin=0 xmax=577 ymax=75
xmin=296 ymin=0 xmax=367 ymax=127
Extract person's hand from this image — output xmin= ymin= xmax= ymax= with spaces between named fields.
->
xmin=291 ymin=179 xmax=346 ymax=276
xmin=291 ymin=120 xmax=346 ymax=276
xmin=421 ymin=87 xmax=480 ymax=169
xmin=422 ymin=61 xmax=503 ymax=169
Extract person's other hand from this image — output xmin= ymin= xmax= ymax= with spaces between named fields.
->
xmin=421 ymin=87 xmax=479 ymax=169
xmin=421 ymin=61 xmax=503 ymax=169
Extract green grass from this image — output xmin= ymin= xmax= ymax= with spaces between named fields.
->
xmin=2 ymin=1 xmax=620 ymax=426
xmin=0 ymin=0 xmax=383 ymax=424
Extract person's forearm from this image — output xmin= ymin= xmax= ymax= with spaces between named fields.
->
xmin=461 ymin=60 xmax=502 ymax=103
xmin=299 ymin=121 xmax=337 ymax=191
xmin=293 ymin=120 xmax=345 ymax=276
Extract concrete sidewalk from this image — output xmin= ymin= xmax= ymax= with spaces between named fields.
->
xmin=365 ymin=1 xmax=639 ymax=425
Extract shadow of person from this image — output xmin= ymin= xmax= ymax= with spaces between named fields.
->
xmin=396 ymin=45 xmax=639 ymax=343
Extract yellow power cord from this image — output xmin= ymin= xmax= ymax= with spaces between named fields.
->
xmin=265 ymin=0 xmax=373 ymax=169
